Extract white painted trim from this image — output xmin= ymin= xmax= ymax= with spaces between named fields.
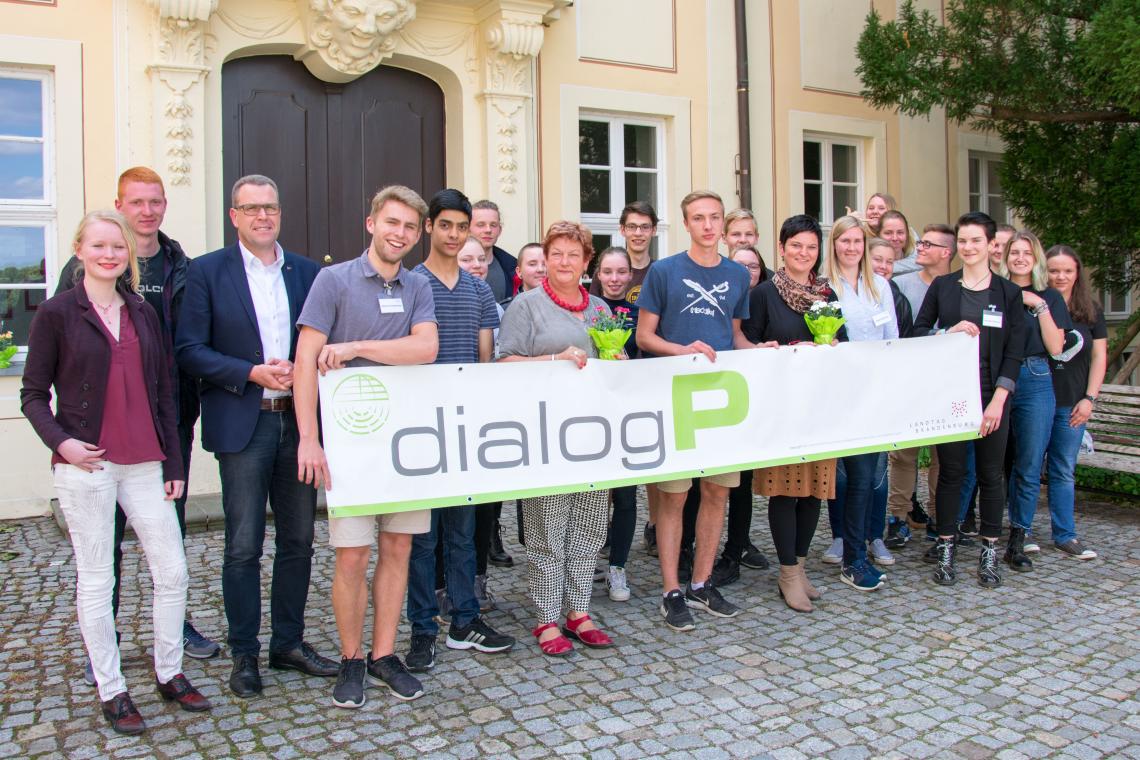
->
xmin=559 ymin=84 xmax=691 ymax=256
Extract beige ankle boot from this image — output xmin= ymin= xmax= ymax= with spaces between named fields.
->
xmin=797 ymin=557 xmax=821 ymax=599
xmin=778 ymin=564 xmax=812 ymax=612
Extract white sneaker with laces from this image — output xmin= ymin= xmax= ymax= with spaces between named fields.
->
xmin=607 ymin=566 xmax=630 ymax=601
xmin=868 ymin=538 xmax=896 ymax=566
xmin=822 ymin=538 xmax=844 ymax=564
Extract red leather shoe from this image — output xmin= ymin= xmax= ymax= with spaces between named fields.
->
xmin=561 ymin=614 xmax=613 ymax=648
xmin=532 ymin=622 xmax=573 ymax=656
xmin=101 ymin=692 xmax=146 ymax=735
xmin=156 ymin=673 xmax=212 ymax=712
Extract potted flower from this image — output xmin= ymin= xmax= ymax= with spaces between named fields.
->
xmin=0 ymin=329 xmax=16 ymax=369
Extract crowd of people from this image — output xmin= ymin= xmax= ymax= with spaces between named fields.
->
xmin=19 ymin=169 xmax=1106 ymax=734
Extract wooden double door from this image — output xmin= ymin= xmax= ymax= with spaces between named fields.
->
xmin=222 ymin=56 xmax=445 ymax=266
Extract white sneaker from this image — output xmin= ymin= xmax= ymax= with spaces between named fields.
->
xmin=822 ymin=538 xmax=844 ymax=564
xmin=868 ymin=538 xmax=896 ymax=566
xmin=1023 ymin=541 xmax=1040 ymax=553
xmin=606 ymin=566 xmax=631 ymax=601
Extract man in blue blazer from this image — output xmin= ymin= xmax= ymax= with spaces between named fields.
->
xmin=176 ymin=174 xmax=337 ymax=698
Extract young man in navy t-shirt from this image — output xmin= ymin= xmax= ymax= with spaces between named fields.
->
xmin=636 ymin=190 xmax=763 ymax=632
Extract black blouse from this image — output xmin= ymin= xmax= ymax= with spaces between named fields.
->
xmin=743 ymin=280 xmax=849 ymax=345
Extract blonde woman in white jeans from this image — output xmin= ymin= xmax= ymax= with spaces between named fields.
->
xmin=21 ymin=211 xmax=210 ymax=735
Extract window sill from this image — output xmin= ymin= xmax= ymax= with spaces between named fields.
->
xmin=0 ymin=363 xmax=24 ymax=377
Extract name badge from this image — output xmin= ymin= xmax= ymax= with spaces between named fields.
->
xmin=872 ymin=310 xmax=891 ymax=327
xmin=982 ymin=308 xmax=1003 ymax=329
xmin=378 ymin=297 xmax=405 ymax=314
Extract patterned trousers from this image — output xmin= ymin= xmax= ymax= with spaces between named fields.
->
xmin=522 ymin=490 xmax=610 ymax=624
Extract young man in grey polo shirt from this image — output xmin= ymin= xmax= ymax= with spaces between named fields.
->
xmin=293 ymin=185 xmax=439 ymax=709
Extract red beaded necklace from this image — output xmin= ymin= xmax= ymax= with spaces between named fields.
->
xmin=542 ymin=277 xmax=590 ymax=312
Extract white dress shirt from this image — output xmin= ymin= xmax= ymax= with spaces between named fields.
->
xmin=239 ymin=241 xmax=291 ymax=398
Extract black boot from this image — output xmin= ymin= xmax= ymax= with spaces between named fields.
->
xmin=932 ymin=537 xmax=957 ymax=586
xmin=489 ymin=522 xmax=514 ymax=567
xmin=1003 ymin=527 xmax=1033 ymax=572
xmin=979 ymin=539 xmax=1003 ymax=588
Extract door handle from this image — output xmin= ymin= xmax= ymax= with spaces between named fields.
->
xmin=323 ymin=254 xmax=333 ymax=264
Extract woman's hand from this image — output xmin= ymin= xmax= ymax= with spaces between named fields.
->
xmin=58 ymin=439 xmax=105 ymax=472
xmin=1021 ymin=290 xmax=1045 ymax=309
xmin=980 ymin=396 xmax=1005 ymax=437
xmin=164 ymin=480 xmax=185 ymax=501
xmin=948 ymin=320 xmax=980 ymax=337
xmin=1070 ymin=398 xmax=1094 ymax=427
xmin=556 ymin=346 xmax=588 ymax=369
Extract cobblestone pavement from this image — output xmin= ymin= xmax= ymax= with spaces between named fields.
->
xmin=1 ymin=487 xmax=1138 ymax=760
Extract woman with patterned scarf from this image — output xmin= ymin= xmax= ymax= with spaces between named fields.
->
xmin=742 ymin=215 xmax=847 ymax=612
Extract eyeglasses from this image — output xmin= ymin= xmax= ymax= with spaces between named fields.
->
xmin=235 ymin=203 xmax=281 ymax=216
xmin=740 ymin=263 xmax=762 ymax=271
xmin=622 ymin=223 xmax=655 ymax=234
xmin=915 ymin=240 xmax=949 ymax=251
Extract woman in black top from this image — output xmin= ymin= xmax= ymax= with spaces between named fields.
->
xmin=742 ymin=215 xmax=846 ymax=612
xmin=997 ymin=232 xmax=1070 ymax=572
xmin=913 ymin=212 xmax=1027 ymax=588
xmin=1042 ymin=246 xmax=1105 ymax=560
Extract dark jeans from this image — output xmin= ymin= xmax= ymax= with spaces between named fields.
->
xmin=768 ymin=495 xmax=821 ymax=566
xmin=407 ymin=505 xmax=479 ymax=636
xmin=1007 ymin=358 xmax=1056 ymax=531
xmin=608 ymin=485 xmax=637 ymax=568
xmin=865 ymin=452 xmax=889 ymax=541
xmin=723 ymin=470 xmax=755 ymax=559
xmin=474 ymin=502 xmax=501 ymax=575
xmin=828 ymin=453 xmax=877 ymax=565
xmin=111 ymin=420 xmax=194 ymax=618
xmin=935 ymin=398 xmax=1010 ymax=540
xmin=216 ymin=410 xmax=316 ymax=657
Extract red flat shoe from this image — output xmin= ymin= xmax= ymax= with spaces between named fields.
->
xmin=532 ymin=622 xmax=573 ymax=656
xmin=561 ymin=614 xmax=613 ymax=648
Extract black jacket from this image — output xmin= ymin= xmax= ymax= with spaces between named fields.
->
xmin=55 ymin=231 xmax=199 ymax=428
xmin=913 ymin=271 xmax=1027 ymax=393
xmin=889 ymin=279 xmax=914 ymax=339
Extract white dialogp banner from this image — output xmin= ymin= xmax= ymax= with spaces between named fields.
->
xmin=317 ymin=333 xmax=982 ymax=517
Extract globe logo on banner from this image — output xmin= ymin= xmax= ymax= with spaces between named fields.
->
xmin=332 ymin=374 xmax=390 ymax=435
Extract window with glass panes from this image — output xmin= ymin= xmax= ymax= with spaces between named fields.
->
xmin=579 ymin=115 xmax=665 ymax=261
xmin=1100 ymin=260 xmax=1133 ymax=317
xmin=968 ymin=152 xmax=1012 ymax=223
xmin=0 ymin=70 xmax=54 ymax=351
xmin=803 ymin=136 xmax=860 ymax=227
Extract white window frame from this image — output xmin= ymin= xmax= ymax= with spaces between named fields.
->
xmin=802 ymin=133 xmax=863 ymax=230
xmin=578 ymin=113 xmax=669 ymax=251
xmin=967 ymin=151 xmax=1014 ymax=224
xmin=1101 ymin=260 xmax=1134 ymax=318
xmin=0 ymin=67 xmax=56 ymax=354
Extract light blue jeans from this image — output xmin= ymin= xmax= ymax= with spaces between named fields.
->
xmin=1043 ymin=405 xmax=1084 ymax=545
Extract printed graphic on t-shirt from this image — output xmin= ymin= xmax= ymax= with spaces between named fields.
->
xmin=680 ymin=278 xmax=730 ymax=316
xmin=628 ymin=284 xmax=643 ymax=303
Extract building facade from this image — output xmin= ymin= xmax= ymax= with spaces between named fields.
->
xmin=0 ymin=0 xmax=1133 ymax=518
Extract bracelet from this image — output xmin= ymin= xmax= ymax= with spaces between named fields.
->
xmin=1031 ymin=302 xmax=1050 ymax=317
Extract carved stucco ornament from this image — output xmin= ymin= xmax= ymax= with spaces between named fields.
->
xmin=147 ymin=0 xmax=217 ymax=186
xmin=299 ymin=0 xmax=417 ymax=83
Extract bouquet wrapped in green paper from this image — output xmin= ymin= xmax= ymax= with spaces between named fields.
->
xmin=804 ymin=301 xmax=845 ymax=345
xmin=586 ymin=305 xmax=632 ymax=360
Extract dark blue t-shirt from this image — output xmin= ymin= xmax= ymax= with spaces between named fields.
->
xmin=413 ymin=264 xmax=499 ymax=364
xmin=636 ymin=252 xmax=751 ymax=352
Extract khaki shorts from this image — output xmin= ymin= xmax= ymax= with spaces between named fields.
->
xmin=656 ymin=471 xmax=740 ymax=494
xmin=328 ymin=509 xmax=431 ymax=547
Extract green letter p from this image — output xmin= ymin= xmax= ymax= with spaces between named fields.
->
xmin=672 ymin=371 xmax=749 ymax=451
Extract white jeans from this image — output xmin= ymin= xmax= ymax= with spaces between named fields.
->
xmin=54 ymin=461 xmax=188 ymax=701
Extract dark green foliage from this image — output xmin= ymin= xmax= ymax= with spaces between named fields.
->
xmin=857 ymin=0 xmax=1140 ymax=293
xmin=1074 ymin=464 xmax=1140 ymax=496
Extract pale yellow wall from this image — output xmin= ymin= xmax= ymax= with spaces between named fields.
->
xmin=0 ymin=0 xmax=117 ymax=214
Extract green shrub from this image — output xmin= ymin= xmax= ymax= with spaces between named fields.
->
xmin=1075 ymin=465 xmax=1140 ymax=497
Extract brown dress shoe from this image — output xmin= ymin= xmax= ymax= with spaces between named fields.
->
xmin=101 ymin=691 xmax=146 ymax=735
xmin=156 ymin=673 xmax=212 ymax=712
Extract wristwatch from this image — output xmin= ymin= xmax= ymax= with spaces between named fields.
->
xmin=1083 ymin=393 xmax=1097 ymax=404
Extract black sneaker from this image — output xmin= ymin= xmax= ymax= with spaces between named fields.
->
xmin=710 ymin=556 xmax=741 ymax=587
xmin=933 ymin=537 xmax=957 ymax=586
xmin=978 ymin=540 xmax=1002 ymax=588
xmin=958 ymin=514 xmax=979 ymax=537
xmin=366 ymin=653 xmax=424 ymax=701
xmin=331 ymin=657 xmax=366 ymax=709
xmin=884 ymin=516 xmax=910 ymax=549
xmin=446 ymin=617 xmax=515 ymax=653
xmin=643 ymin=522 xmax=657 ymax=556
xmin=660 ymin=589 xmax=695 ymax=631
xmin=685 ymin=583 xmax=741 ymax=618
xmin=907 ymin=496 xmax=929 ymax=528
xmin=739 ymin=542 xmax=769 ymax=570
xmin=405 ymin=634 xmax=436 ymax=672
xmin=922 ymin=542 xmax=939 ymax=564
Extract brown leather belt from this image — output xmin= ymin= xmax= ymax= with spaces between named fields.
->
xmin=260 ymin=396 xmax=293 ymax=412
